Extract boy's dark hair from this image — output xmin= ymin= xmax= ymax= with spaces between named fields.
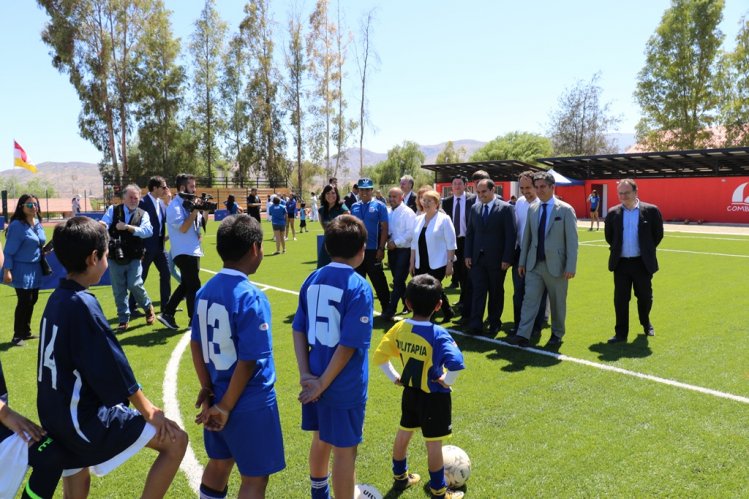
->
xmin=405 ymin=274 xmax=442 ymax=317
xmin=216 ymin=214 xmax=263 ymax=262
xmin=147 ymin=176 xmax=166 ymax=192
xmin=53 ymin=217 xmax=109 ymax=273
xmin=324 ymin=215 xmax=367 ymax=259
xmin=301 ymin=202 xmax=306 ymax=207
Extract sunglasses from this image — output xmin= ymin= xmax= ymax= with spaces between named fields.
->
xmin=24 ymin=202 xmax=37 ymax=209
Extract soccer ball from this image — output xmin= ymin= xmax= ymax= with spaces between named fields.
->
xmin=354 ymin=483 xmax=383 ymax=499
xmin=443 ymin=444 xmax=471 ymax=488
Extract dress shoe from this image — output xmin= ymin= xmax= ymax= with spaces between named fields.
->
xmin=505 ymin=335 xmax=529 ymax=347
xmin=379 ymin=313 xmax=395 ymax=323
xmin=607 ymin=336 xmax=627 ymax=344
xmin=644 ymin=324 xmax=655 ymax=336
xmin=21 ymin=334 xmax=39 ymax=340
xmin=486 ymin=324 xmax=501 ymax=337
xmin=440 ymin=309 xmax=454 ymax=324
xmin=463 ymin=328 xmax=482 ymax=336
xmin=11 ymin=337 xmax=26 ymax=347
xmin=117 ymin=322 xmax=129 ymax=332
xmin=545 ymin=335 xmax=562 ymax=347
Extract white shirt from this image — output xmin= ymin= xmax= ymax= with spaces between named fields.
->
xmin=388 ymin=202 xmax=417 ymax=248
xmin=514 ymin=196 xmax=539 ymax=248
xmin=147 ymin=192 xmax=167 ymax=226
xmin=166 ymin=196 xmax=204 ymax=258
xmin=411 ymin=211 xmax=457 ymax=269
xmin=451 ymin=194 xmax=468 ymax=238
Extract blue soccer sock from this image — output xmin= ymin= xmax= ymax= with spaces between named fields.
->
xmin=310 ymin=475 xmax=330 ymax=499
xmin=393 ymin=457 xmax=408 ymax=478
xmin=199 ymin=483 xmax=228 ymax=499
xmin=429 ymin=467 xmax=447 ymax=495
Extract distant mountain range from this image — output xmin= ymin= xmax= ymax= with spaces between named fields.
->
xmin=0 ymin=162 xmax=102 ymax=197
xmin=0 ymin=133 xmax=636 ymax=193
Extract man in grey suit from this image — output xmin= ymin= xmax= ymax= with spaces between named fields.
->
xmin=464 ymin=178 xmax=516 ymax=336
xmin=509 ymin=171 xmax=578 ymax=347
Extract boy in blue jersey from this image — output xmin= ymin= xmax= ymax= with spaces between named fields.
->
xmin=373 ymin=274 xmax=466 ymax=499
xmin=191 ymin=214 xmax=286 ymax=498
xmin=292 ymin=214 xmax=373 ymax=499
xmin=37 ymin=217 xmax=187 ymax=498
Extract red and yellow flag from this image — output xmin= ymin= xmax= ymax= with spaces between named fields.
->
xmin=14 ymin=140 xmax=37 ymax=173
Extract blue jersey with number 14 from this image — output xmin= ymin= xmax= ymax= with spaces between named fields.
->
xmin=191 ymin=269 xmax=277 ymax=412
xmin=292 ymin=262 xmax=373 ymax=409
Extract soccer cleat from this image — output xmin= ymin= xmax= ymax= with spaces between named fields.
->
xmin=157 ymin=313 xmax=179 ymax=330
xmin=431 ymin=487 xmax=464 ymax=499
xmin=394 ymin=472 xmax=421 ymax=491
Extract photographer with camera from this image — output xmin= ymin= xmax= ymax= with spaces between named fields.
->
xmin=157 ymin=173 xmax=205 ymax=330
xmin=100 ymin=184 xmax=156 ymax=332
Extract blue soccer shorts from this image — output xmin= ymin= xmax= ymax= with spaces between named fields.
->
xmin=301 ymin=401 xmax=365 ymax=448
xmin=204 ymin=402 xmax=286 ymax=477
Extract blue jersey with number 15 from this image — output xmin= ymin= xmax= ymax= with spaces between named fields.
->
xmin=191 ymin=269 xmax=277 ymax=412
xmin=292 ymin=262 xmax=373 ymax=409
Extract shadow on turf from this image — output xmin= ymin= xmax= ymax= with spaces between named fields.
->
xmin=117 ymin=326 xmax=184 ymax=347
xmin=588 ymin=334 xmax=653 ymax=361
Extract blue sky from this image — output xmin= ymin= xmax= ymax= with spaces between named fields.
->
xmin=2 ymin=0 xmax=746 ymax=170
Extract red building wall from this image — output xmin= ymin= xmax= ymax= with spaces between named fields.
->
xmin=557 ymin=177 xmax=749 ymax=224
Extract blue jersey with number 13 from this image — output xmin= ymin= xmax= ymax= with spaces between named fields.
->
xmin=191 ymin=269 xmax=277 ymax=412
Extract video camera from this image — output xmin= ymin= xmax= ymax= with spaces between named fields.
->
xmin=179 ymin=192 xmax=218 ymax=212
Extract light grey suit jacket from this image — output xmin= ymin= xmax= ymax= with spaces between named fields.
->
xmin=519 ymin=197 xmax=578 ymax=277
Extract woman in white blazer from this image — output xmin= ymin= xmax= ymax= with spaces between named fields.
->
xmin=410 ymin=190 xmax=458 ymax=322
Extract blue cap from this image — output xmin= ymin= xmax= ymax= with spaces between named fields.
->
xmin=357 ymin=178 xmax=374 ymax=189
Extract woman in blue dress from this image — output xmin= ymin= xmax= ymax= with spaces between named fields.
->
xmin=3 ymin=194 xmax=47 ymax=346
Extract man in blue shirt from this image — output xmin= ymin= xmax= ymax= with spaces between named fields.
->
xmin=293 ymin=215 xmax=373 ymax=499
xmin=100 ymin=184 xmax=155 ymax=332
xmin=191 ymin=214 xmax=285 ymax=498
xmin=158 ymin=173 xmax=206 ymax=330
xmin=349 ymin=178 xmax=390 ymax=312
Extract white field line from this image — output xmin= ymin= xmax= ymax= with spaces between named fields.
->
xmin=163 ymin=330 xmax=203 ymax=493
xmin=579 ymin=240 xmax=749 ymax=258
xmin=165 ymin=266 xmax=749 ymax=492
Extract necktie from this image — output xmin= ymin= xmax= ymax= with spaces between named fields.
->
xmin=454 ymin=197 xmax=461 ymax=235
xmin=537 ymin=203 xmax=547 ymax=262
xmin=482 ymin=203 xmax=489 ymax=224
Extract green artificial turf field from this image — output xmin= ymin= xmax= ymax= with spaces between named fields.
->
xmin=2 ymin=220 xmax=748 ymax=497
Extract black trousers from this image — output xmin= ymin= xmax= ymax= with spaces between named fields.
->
xmin=453 ymin=237 xmax=471 ymax=311
xmin=129 ymin=248 xmax=171 ymax=309
xmin=164 ymin=254 xmax=201 ymax=322
xmin=14 ymin=288 xmax=39 ymax=338
xmin=613 ymin=256 xmax=653 ymax=339
xmin=468 ymin=253 xmax=507 ymax=330
xmin=415 ymin=266 xmax=452 ymax=315
xmin=385 ymin=248 xmax=411 ymax=316
xmin=356 ymin=249 xmax=390 ymax=311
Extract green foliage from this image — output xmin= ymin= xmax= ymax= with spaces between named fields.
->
xmin=635 ymin=0 xmax=725 ymax=150
xmin=470 ymin=131 xmax=553 ymax=164
xmin=717 ymin=16 xmax=749 ymax=146
xmin=284 ymin=7 xmax=307 ymax=193
xmin=189 ymin=0 xmax=228 ymax=186
xmin=435 ymin=140 xmax=467 ymax=164
xmin=548 ymin=73 xmax=621 ymax=155
xmin=0 ymin=176 xmax=58 ymax=198
xmin=365 ymin=140 xmax=427 ymax=187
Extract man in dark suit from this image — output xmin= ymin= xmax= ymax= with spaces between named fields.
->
xmin=604 ymin=178 xmax=664 ymax=343
xmin=442 ymin=174 xmax=476 ymax=321
xmin=510 ymin=171 xmax=578 ymax=348
xmin=130 ymin=175 xmax=171 ymax=312
xmin=343 ymin=183 xmax=359 ymax=209
xmin=400 ymin=174 xmax=417 ymax=212
xmin=464 ymin=179 xmax=516 ymax=336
